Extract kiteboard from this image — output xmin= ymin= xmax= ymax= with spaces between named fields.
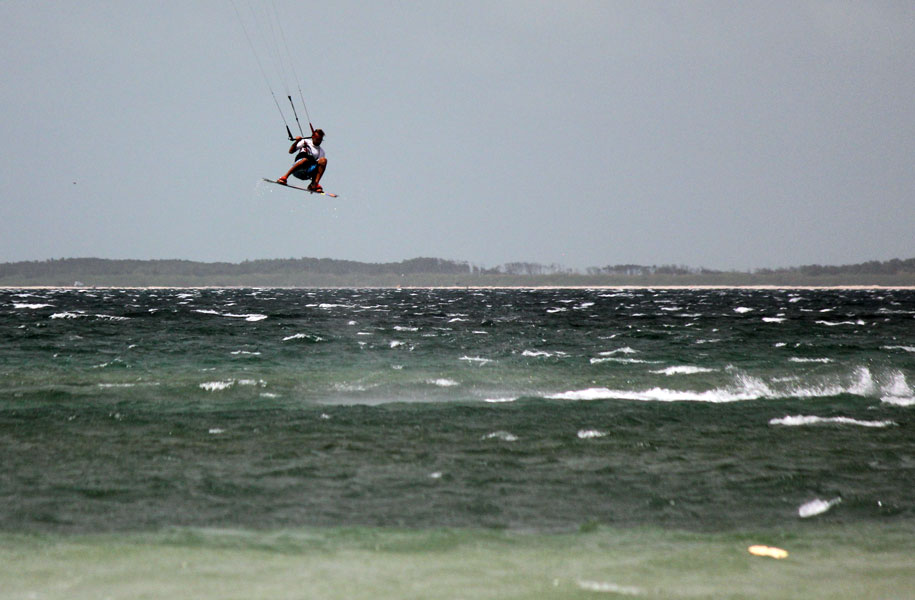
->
xmin=262 ymin=178 xmax=338 ymax=198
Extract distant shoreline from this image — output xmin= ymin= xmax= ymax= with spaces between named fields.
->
xmin=5 ymin=285 xmax=915 ymax=291
xmin=3 ymin=256 xmax=913 ymax=288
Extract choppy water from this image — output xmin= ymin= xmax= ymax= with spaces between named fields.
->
xmin=2 ymin=287 xmax=913 ymax=598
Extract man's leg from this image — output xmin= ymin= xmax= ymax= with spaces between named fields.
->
xmin=309 ymin=157 xmax=327 ymax=190
xmin=277 ymin=157 xmax=314 ymax=185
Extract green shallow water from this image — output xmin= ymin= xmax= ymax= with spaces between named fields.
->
xmin=3 ymin=288 xmax=913 ymax=597
xmin=4 ymin=398 xmax=912 ymax=533
xmin=3 ymin=523 xmax=914 ymax=600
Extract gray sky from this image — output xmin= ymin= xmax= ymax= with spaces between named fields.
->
xmin=1 ymin=1 xmax=912 ymax=270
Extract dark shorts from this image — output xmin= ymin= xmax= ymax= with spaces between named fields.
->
xmin=292 ymin=153 xmax=317 ymax=180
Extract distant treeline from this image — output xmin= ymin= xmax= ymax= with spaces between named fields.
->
xmin=1 ymin=256 xmax=914 ymax=287
xmin=587 ymin=258 xmax=915 ymax=278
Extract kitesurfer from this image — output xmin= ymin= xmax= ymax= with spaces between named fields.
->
xmin=277 ymin=128 xmax=326 ymax=192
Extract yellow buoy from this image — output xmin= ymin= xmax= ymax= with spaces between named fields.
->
xmin=748 ymin=545 xmax=789 ymax=559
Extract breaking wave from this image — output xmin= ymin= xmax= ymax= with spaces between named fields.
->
xmin=549 ymin=367 xmax=914 ymax=404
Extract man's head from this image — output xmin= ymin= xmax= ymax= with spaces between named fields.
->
xmin=312 ymin=128 xmax=325 ymax=146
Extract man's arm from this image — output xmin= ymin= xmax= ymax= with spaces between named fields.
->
xmin=288 ymin=136 xmax=303 ymax=154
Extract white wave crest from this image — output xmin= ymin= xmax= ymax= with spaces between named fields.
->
xmin=849 ymin=366 xmax=877 ymax=395
xmin=460 ymin=356 xmax=493 ymax=365
xmin=590 ymin=357 xmax=656 ymax=365
xmin=194 ymin=309 xmax=267 ymax=322
xmin=236 ymin=379 xmax=265 ymax=387
xmin=577 ymin=429 xmax=607 ymax=439
xmin=651 ymin=366 xmax=716 ymax=376
xmin=50 ymin=312 xmax=86 ymax=319
xmin=549 ymin=386 xmax=753 ymax=403
xmin=769 ymin=415 xmax=896 ymax=428
xmin=200 ymin=380 xmax=235 ymax=392
xmin=882 ymin=397 xmax=915 ymax=407
xmin=546 ymin=368 xmax=897 ymax=403
xmin=599 ymin=347 xmax=638 ymax=356
xmin=428 ymin=378 xmax=459 ymax=387
xmin=228 ymin=313 xmax=268 ymax=322
xmin=482 ymin=431 xmax=518 ymax=442
xmin=881 ymin=371 xmax=914 ymax=406
xmin=816 ymin=319 xmax=866 ymax=327
xmin=798 ymin=497 xmax=841 ymax=518
xmin=577 ymin=580 xmax=642 ymax=595
xmin=282 ymin=333 xmax=323 ymax=342
xmin=200 ymin=379 xmax=265 ymax=392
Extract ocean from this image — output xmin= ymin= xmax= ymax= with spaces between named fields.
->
xmin=1 ymin=287 xmax=913 ymax=599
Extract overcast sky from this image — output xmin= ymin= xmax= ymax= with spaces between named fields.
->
xmin=1 ymin=1 xmax=912 ymax=270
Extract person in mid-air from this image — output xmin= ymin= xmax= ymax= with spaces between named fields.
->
xmin=277 ymin=128 xmax=326 ymax=192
